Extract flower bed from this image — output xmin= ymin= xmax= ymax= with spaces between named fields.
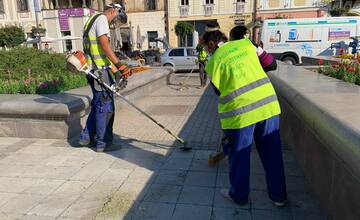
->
xmin=0 ymin=47 xmax=88 ymax=94
xmin=318 ymin=58 xmax=360 ymax=85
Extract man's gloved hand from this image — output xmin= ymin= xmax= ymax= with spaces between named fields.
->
xmin=115 ymin=61 xmax=133 ymax=78
xmin=113 ymin=72 xmax=128 ymax=90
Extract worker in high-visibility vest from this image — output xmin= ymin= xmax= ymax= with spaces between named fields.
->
xmin=196 ymin=44 xmax=208 ymax=87
xmin=79 ymin=3 xmax=132 ymax=152
xmin=202 ymin=28 xmax=287 ymax=206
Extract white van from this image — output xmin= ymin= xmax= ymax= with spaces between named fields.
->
xmin=260 ymin=17 xmax=360 ymax=64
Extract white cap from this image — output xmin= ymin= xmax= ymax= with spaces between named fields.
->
xmin=105 ymin=3 xmax=123 ymax=10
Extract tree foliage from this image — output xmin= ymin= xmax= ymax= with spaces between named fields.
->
xmin=31 ymin=26 xmax=46 ymax=37
xmin=175 ymin=21 xmax=194 ymax=38
xmin=0 ymin=26 xmax=26 ymax=48
xmin=329 ymin=8 xmax=349 ymax=17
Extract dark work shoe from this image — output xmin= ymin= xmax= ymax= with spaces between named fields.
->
xmin=104 ymin=143 xmax=121 ymax=152
xmin=273 ymin=199 xmax=288 ymax=207
xmin=78 ymin=139 xmax=90 ymax=146
xmin=220 ymin=189 xmax=232 ymax=201
xmin=94 ymin=147 xmax=105 ymax=153
xmin=220 ymin=189 xmax=248 ymax=206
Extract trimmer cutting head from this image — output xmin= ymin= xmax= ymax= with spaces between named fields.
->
xmin=178 ymin=139 xmax=192 ymax=151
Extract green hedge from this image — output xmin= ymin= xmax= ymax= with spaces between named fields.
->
xmin=0 ymin=47 xmax=88 ymax=94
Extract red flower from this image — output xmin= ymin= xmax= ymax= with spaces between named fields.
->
xmin=347 ymin=67 xmax=355 ymax=72
xmin=318 ymin=59 xmax=324 ymax=65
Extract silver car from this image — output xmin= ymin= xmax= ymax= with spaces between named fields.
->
xmin=160 ymin=47 xmax=198 ymax=71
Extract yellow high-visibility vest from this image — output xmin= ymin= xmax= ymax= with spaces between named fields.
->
xmin=83 ymin=15 xmax=112 ymax=68
xmin=205 ymin=38 xmax=281 ymax=129
xmin=198 ymin=49 xmax=207 ymax=62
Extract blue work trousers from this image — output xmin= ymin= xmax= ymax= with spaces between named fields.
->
xmin=80 ymin=74 xmax=115 ymax=149
xmin=223 ymin=115 xmax=287 ymax=204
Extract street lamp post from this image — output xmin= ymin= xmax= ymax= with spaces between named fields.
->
xmin=252 ymin=0 xmax=258 ymax=43
xmin=33 ymin=0 xmax=42 ymax=50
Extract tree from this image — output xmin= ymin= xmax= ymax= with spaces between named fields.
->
xmin=175 ymin=21 xmax=194 ymax=47
xmin=0 ymin=26 xmax=26 ymax=48
xmin=31 ymin=26 xmax=46 ymax=37
xmin=329 ymin=8 xmax=349 ymax=17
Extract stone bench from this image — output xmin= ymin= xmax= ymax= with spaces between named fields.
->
xmin=0 ymin=67 xmax=172 ymax=140
xmin=269 ymin=63 xmax=360 ymax=220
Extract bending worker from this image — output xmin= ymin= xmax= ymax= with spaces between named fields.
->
xmin=79 ymin=3 xmax=132 ymax=152
xmin=202 ymin=29 xmax=287 ymax=206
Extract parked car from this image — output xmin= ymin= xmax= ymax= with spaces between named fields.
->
xmin=160 ymin=47 xmax=198 ymax=71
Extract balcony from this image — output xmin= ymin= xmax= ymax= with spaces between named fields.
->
xmin=236 ymin=2 xmax=246 ymax=14
xmin=204 ymin=4 xmax=214 ymax=16
xmin=179 ymin=5 xmax=189 ymax=18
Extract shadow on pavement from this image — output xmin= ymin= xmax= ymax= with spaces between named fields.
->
xmin=93 ymin=82 xmax=221 ymax=219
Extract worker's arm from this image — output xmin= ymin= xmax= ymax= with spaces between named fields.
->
xmin=98 ymin=34 xmax=120 ymax=65
xmin=98 ymin=34 xmax=131 ymax=76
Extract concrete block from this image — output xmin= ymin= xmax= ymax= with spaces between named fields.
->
xmin=252 ymin=209 xmax=293 ymax=220
xmin=328 ymin=160 xmax=360 ymax=220
xmin=161 ymin=157 xmax=192 ymax=171
xmin=28 ymin=195 xmax=79 ymax=217
xmin=212 ymin=207 xmax=251 ymax=220
xmin=143 ymin=184 xmax=182 ymax=203
xmin=184 ymin=171 xmax=216 ymax=187
xmin=60 ymin=196 xmax=107 ymax=219
xmin=154 ymin=169 xmax=187 ymax=186
xmin=172 ymin=204 xmax=212 ymax=220
xmin=178 ymin=186 xmax=214 ymax=206
xmin=0 ymin=194 xmax=45 ymax=214
xmin=216 ymin=173 xmax=230 ymax=188
xmin=133 ymin=201 xmax=175 ymax=220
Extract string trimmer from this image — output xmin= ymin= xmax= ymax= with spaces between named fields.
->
xmin=66 ymin=51 xmax=191 ymax=150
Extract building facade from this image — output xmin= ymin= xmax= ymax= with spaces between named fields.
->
xmin=167 ymin=0 xmax=254 ymax=47
xmin=0 ymin=0 xmax=122 ymax=52
xmin=257 ymin=0 xmax=327 ymax=19
xmin=124 ymin=0 xmax=166 ymax=51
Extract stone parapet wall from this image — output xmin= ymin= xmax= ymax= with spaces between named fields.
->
xmin=269 ymin=63 xmax=360 ymax=220
xmin=0 ymin=67 xmax=172 ymax=140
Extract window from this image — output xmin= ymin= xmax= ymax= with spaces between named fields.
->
xmin=206 ymin=0 xmax=214 ymax=4
xmin=147 ymin=31 xmax=158 ymax=49
xmin=169 ymin=49 xmax=184 ymax=56
xmin=236 ymin=0 xmax=246 ymax=13
xmin=146 ymin=0 xmax=156 ymax=11
xmin=181 ymin=0 xmax=189 ymax=6
xmin=186 ymin=49 xmax=196 ymax=56
xmin=294 ymin=0 xmax=306 ymax=7
xmin=0 ymin=0 xmax=4 ymax=14
xmin=268 ymin=0 xmax=280 ymax=8
xmin=62 ymin=31 xmax=72 ymax=52
xmin=17 ymin=0 xmax=29 ymax=12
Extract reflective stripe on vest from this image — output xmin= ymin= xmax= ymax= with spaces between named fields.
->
xmin=83 ymin=15 xmax=112 ymax=68
xmin=205 ymin=38 xmax=281 ymax=129
xmin=219 ymin=77 xmax=271 ymax=104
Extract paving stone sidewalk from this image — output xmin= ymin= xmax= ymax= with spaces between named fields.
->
xmin=0 ymin=73 xmax=328 ymax=219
